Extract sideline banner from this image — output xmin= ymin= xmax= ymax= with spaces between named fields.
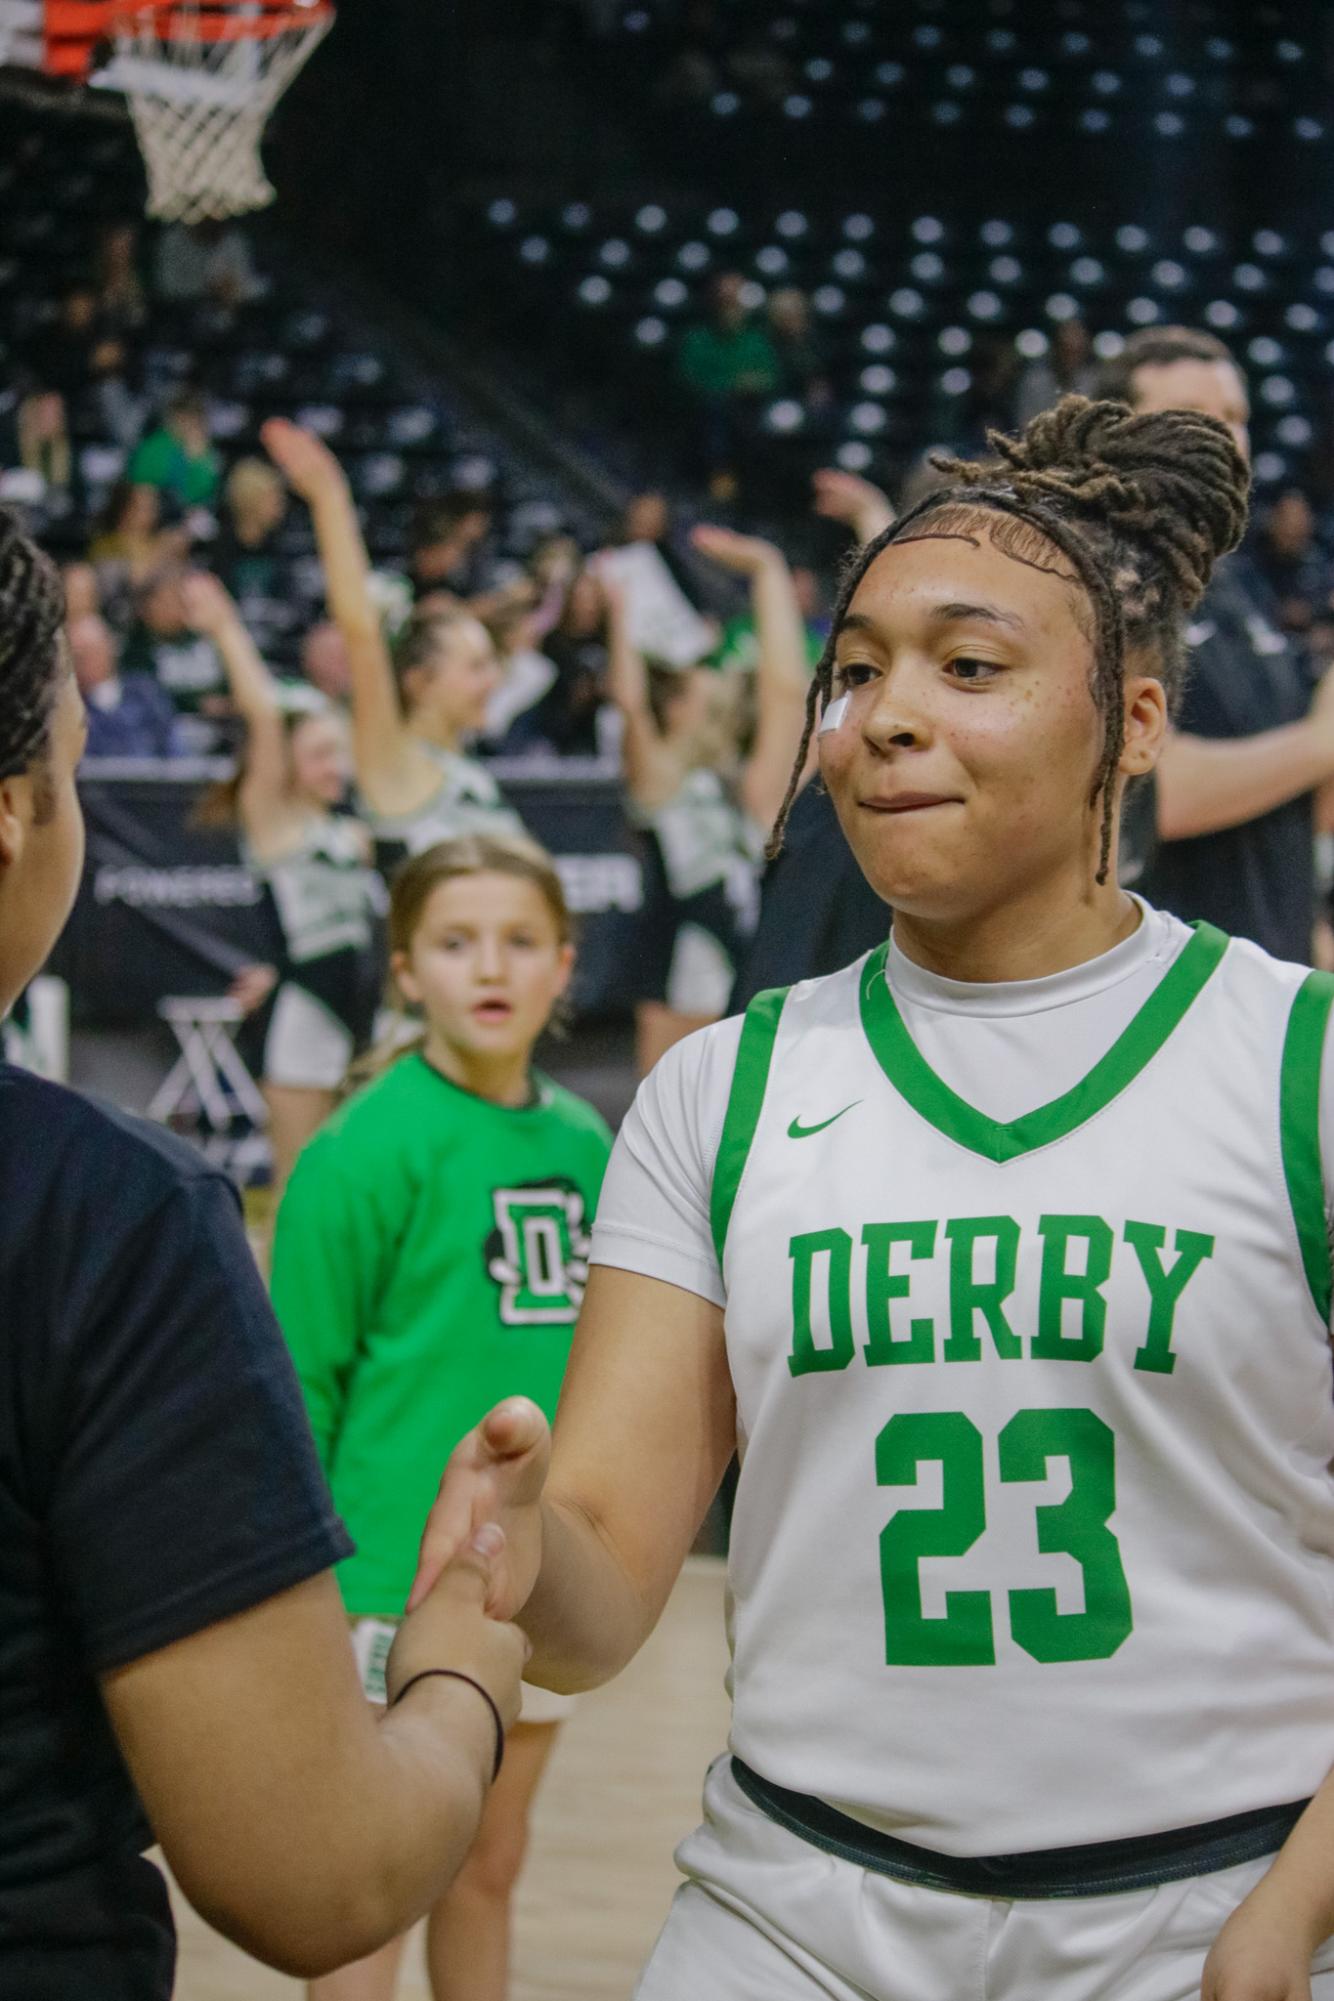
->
xmin=56 ymin=760 xmax=645 ymax=1024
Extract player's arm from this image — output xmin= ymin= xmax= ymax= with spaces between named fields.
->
xmin=101 ymin=1543 xmax=525 ymax=1977
xmin=260 ymin=418 xmax=432 ymax=812
xmin=603 ymin=578 xmax=681 ymax=810
xmin=1200 ymin=1767 xmax=1334 ymax=1997
xmin=411 ymin=1265 xmax=735 ymax=1692
xmin=1155 ymin=667 xmax=1334 ymax=840
xmin=179 ymin=573 xmax=288 ymax=831
xmin=690 ymin=525 xmax=813 ymax=831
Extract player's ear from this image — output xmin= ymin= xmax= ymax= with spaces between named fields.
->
xmin=0 ymin=774 xmax=30 ymax=871
xmin=551 ymin=942 xmax=576 ymax=1000
xmin=1119 ymin=654 xmax=1168 ymax=778
xmin=391 ymin=948 xmax=422 ymax=1008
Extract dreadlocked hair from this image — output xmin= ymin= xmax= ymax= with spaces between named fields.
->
xmin=769 ymin=395 xmax=1249 ymax=884
xmin=0 ymin=506 xmax=66 ymax=789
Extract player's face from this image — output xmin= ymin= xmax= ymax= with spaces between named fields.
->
xmin=818 ymin=519 xmax=1158 ymax=925
xmin=394 ymin=872 xmax=574 ymax=1064
xmin=0 ymin=669 xmax=87 ymax=1019
xmin=1128 ymin=357 xmax=1251 ymax=463
xmin=424 ymin=620 xmax=503 ymax=737
xmin=288 ymin=711 xmax=350 ymax=807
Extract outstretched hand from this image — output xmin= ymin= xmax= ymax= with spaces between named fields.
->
xmin=180 ymin=569 xmax=238 ymax=636
xmin=261 ymin=417 xmax=348 ymax=502
xmin=811 ymin=466 xmax=894 ymax=542
xmin=689 ymin=523 xmax=780 ymax=576
xmin=408 ymin=1397 xmax=551 ymax=1622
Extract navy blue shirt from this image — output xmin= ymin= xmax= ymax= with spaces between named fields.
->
xmin=1145 ymin=565 xmax=1316 ymax=964
xmin=0 ymin=1066 xmax=351 ymax=1996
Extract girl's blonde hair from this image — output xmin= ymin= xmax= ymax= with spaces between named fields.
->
xmin=351 ymin=830 xmax=574 ymax=1086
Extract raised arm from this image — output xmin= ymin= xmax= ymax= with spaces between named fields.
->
xmin=261 ymin=418 xmax=421 ymax=807
xmin=812 ymin=465 xmax=895 ymax=545
xmin=603 ymin=577 xmax=680 ymax=808
xmin=179 ymin=572 xmax=288 ymax=832
xmin=691 ymin=524 xmax=812 ymax=829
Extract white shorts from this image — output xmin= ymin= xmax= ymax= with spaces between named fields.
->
xmin=349 ymin=1618 xmax=575 ymax=1727
xmin=263 ymin=982 xmax=354 ymax=1091
xmin=634 ymin=1757 xmax=1334 ymax=2001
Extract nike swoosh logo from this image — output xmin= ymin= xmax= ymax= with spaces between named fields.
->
xmin=788 ymin=1102 xmax=861 ymax=1140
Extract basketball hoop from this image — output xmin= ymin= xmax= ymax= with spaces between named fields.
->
xmin=95 ymin=2 xmax=334 ymax=223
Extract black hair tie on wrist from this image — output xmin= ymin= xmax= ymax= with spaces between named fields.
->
xmin=391 ymin=1669 xmax=505 ymax=1781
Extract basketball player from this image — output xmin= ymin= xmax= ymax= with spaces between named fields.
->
xmin=411 ymin=397 xmax=1334 ymax=1998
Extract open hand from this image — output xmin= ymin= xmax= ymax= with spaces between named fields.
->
xmin=179 ymin=569 xmax=238 ymax=636
xmin=407 ymin=1398 xmax=550 ymax=1621
xmin=812 ymin=466 xmax=894 ymax=542
xmin=689 ymin=523 xmax=780 ymax=576
xmin=261 ymin=417 xmax=349 ymax=502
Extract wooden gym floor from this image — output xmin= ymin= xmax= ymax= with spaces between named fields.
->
xmin=171 ymin=1559 xmax=731 ymax=2000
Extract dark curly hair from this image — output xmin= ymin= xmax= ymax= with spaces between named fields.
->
xmin=772 ymin=394 xmax=1250 ymax=883
xmin=0 ymin=507 xmax=67 ymax=809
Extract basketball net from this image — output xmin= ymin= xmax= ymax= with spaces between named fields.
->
xmin=101 ymin=2 xmax=334 ymax=223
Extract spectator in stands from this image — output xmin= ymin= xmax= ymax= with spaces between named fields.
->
xmin=1014 ymin=317 xmax=1098 ymax=429
xmin=611 ymin=489 xmax=707 ymax=611
xmin=70 ymin=611 xmax=182 ymax=760
xmin=212 ymin=456 xmax=288 ymax=603
xmin=677 ymin=273 xmax=780 ymax=488
xmin=1248 ymin=487 xmax=1332 ymax=638
xmin=154 ymin=218 xmax=261 ymax=309
xmin=1103 ymin=328 xmax=1334 ymax=962
xmin=507 ymin=567 xmax=609 ymax=757
xmin=94 ymin=220 xmax=148 ymax=337
xmin=481 ymin=600 xmax=558 ymax=750
xmin=63 ymin=561 xmax=100 ymax=623
xmin=25 ymin=285 xmax=107 ymax=401
xmin=89 ymin=480 xmax=174 ymax=580
xmin=265 ymin=420 xmax=522 ymax=854
xmin=301 ymin=620 xmax=353 ymax=705
xmin=409 ymin=493 xmax=497 ymax=602
xmin=766 ymin=289 xmax=831 ymax=409
xmin=128 ymin=392 xmax=220 ymax=510
xmin=120 ymin=565 xmax=227 ymax=735
xmin=14 ymin=388 xmax=71 ymax=496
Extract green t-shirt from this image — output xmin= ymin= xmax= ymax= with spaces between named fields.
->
xmin=127 ymin=426 xmax=220 ymax=506
xmin=270 ymin=1052 xmax=613 ymax=1616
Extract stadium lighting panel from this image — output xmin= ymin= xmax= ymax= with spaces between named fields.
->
xmin=1286 ymin=305 xmax=1319 ymax=332
xmin=561 ymin=203 xmax=592 ymax=231
xmin=911 ymin=252 xmax=946 ymax=281
xmin=990 ymin=255 xmax=1023 ymax=284
xmin=1151 ymin=260 xmax=1186 ymax=289
xmin=1049 ymin=222 xmax=1082 ymax=249
xmin=756 ymin=247 xmax=790 ymax=276
xmin=933 ymin=102 xmax=964 ymax=124
xmin=980 ymin=220 xmax=1014 ymax=246
xmin=1070 ymin=257 xmax=1104 ymax=285
xmin=813 ymin=286 xmax=847 ymax=315
xmin=889 ymin=288 xmax=926 ymax=317
xmin=834 ymin=250 xmax=867 ymax=279
xmin=519 ymin=235 xmax=551 ymax=265
xmin=1004 ymin=105 xmax=1035 ymax=128
xmin=1205 ymin=301 xmax=1240 ymax=329
xmin=706 ymin=208 xmax=740 ymax=236
xmin=1277 ymin=416 xmax=1313 ymax=447
xmin=1249 ymin=337 xmax=1283 ymax=365
xmin=836 ymin=442 xmax=874 ymax=471
xmin=1259 ymin=377 xmax=1296 ymax=407
xmin=1224 ymin=116 xmax=1254 ymax=139
xmin=941 ymin=367 xmax=972 ymax=396
xmin=1015 ymin=329 xmax=1049 ymax=359
xmin=857 ymin=99 xmax=886 ymax=121
xmin=1295 ymin=120 xmax=1325 ymax=141
xmin=783 ymin=95 xmax=813 ymax=119
xmin=1233 ymin=264 xmax=1266 ymax=292
xmin=634 ymin=317 xmax=667 ymax=346
xmin=1184 ymin=226 xmax=1218 ymax=254
xmin=776 ymin=211 xmax=809 ymax=238
xmin=967 ymin=290 xmax=1003 ymax=320
xmin=710 ymin=92 xmax=740 ymax=115
xmin=1092 ymin=331 xmax=1126 ymax=359
xmin=861 ymin=323 xmax=896 ymax=353
xmin=599 ymin=239 xmax=631 ymax=268
xmin=1117 ymin=225 xmax=1150 ymax=253
xmin=912 ymin=216 xmax=945 ymax=244
xmin=859 ymin=365 xmax=897 ymax=394
xmin=843 ymin=214 xmax=876 ymax=241
xmin=850 ymin=402 xmax=888 ymax=435
xmin=1079 ymin=109 xmax=1110 ymax=131
xmin=677 ymin=242 xmax=711 ymax=271
xmin=487 ymin=199 xmax=517 ymax=228
xmin=1127 ymin=297 xmax=1160 ymax=324
xmin=578 ymin=277 xmax=612 ymax=306
xmin=1155 ymin=114 xmax=1185 ymax=137
xmin=766 ymin=400 xmax=805 ymax=434
xmin=636 ymin=206 xmax=668 ymax=233
xmin=1045 ymin=292 xmax=1079 ymax=319
xmin=653 ymin=278 xmax=688 ymax=307
xmin=1253 ymin=452 xmax=1287 ymax=484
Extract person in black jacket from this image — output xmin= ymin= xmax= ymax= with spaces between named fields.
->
xmin=0 ymin=506 xmax=526 ymax=1997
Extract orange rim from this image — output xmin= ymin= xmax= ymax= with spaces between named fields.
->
xmin=107 ymin=2 xmax=333 ymax=40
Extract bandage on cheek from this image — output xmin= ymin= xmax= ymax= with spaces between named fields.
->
xmin=819 ymin=691 xmax=852 ymax=735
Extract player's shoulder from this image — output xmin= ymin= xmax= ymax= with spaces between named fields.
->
xmin=0 ymin=1063 xmax=228 ymax=1230
xmin=293 ymin=1053 xmax=432 ymax=1174
xmin=1209 ymin=921 xmax=1319 ymax=1008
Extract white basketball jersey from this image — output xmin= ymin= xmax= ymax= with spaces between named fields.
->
xmin=714 ymin=926 xmax=1334 ymax=1854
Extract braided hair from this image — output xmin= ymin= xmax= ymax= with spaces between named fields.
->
xmin=0 ymin=507 xmax=66 ymax=798
xmin=772 ymin=394 xmax=1250 ymax=883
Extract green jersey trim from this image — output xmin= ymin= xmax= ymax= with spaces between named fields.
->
xmin=858 ymin=922 xmax=1229 ymax=1164
xmin=1280 ymin=970 xmax=1334 ymax=1325
xmin=710 ymin=986 xmax=789 ymax=1265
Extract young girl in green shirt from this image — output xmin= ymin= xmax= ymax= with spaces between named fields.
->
xmin=271 ymin=831 xmax=612 ymax=2001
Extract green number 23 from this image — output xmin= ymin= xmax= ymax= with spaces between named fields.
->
xmin=876 ymin=1407 xmax=1134 ymax=1667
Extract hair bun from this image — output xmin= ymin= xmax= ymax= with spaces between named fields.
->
xmin=956 ymin=394 xmax=1249 ymax=610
